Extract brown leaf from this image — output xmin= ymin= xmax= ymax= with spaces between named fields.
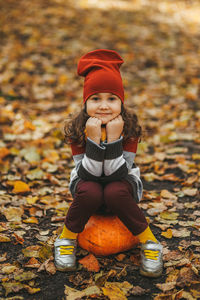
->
xmin=160 ymin=189 xmax=177 ymax=200
xmin=79 ymin=254 xmax=100 ymax=272
xmin=45 ymin=259 xmax=57 ymax=275
xmin=156 ymin=282 xmax=176 ymax=292
xmin=0 ymin=252 xmax=7 ymax=262
xmin=176 ymin=267 xmax=199 ymax=288
xmin=163 ymin=250 xmax=184 ymax=261
xmin=182 ymin=188 xmax=198 ymax=196
xmin=13 ymin=232 xmax=25 ymax=245
xmin=130 ymin=285 xmax=150 ymax=296
xmin=116 ymin=254 xmax=126 ymax=261
xmin=65 ymin=284 xmax=101 ymax=300
xmin=2 ymin=206 xmax=24 ymax=223
xmin=24 ymin=257 xmax=41 ymax=268
xmin=172 ymin=228 xmax=191 ymax=238
xmin=129 ymin=254 xmax=141 ymax=266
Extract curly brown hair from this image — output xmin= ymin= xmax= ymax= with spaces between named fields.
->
xmin=63 ymin=104 xmax=142 ymax=147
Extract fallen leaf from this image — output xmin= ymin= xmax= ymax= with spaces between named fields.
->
xmin=23 ymin=217 xmax=39 ymax=224
xmin=2 ymin=206 xmax=24 ymax=222
xmin=38 ymin=244 xmax=53 ymax=262
xmin=165 ymin=269 xmax=180 ymax=283
xmin=164 ymin=250 xmax=184 ymax=261
xmin=2 ymin=265 xmax=19 ymax=274
xmin=130 ymin=285 xmax=150 ymax=296
xmin=156 ymin=281 xmax=176 ymax=292
xmin=161 ymin=173 xmax=181 ymax=181
xmin=24 ymin=257 xmax=41 ymax=268
xmin=182 ymin=188 xmax=198 ymax=196
xmin=161 ymin=228 xmax=173 ymax=239
xmin=172 ymin=228 xmax=191 ymax=238
xmin=26 ymin=196 xmax=39 ymax=204
xmin=65 ymin=284 xmax=101 ymax=300
xmin=0 ymin=147 xmax=10 ymax=159
xmin=160 ymin=189 xmax=177 ymax=200
xmin=0 ymin=234 xmax=11 ymax=242
xmin=116 ymin=254 xmax=126 ymax=261
xmin=13 ymin=233 xmax=25 ymax=245
xmin=22 ymin=245 xmax=41 ymax=258
xmin=12 ymin=181 xmax=30 ymax=194
xmin=160 ymin=211 xmax=179 ymax=220
xmin=2 ymin=281 xmax=24 ymax=296
xmin=79 ymin=254 xmax=100 ymax=272
xmin=24 ymin=285 xmax=41 ymax=294
xmin=0 ymin=252 xmax=7 ymax=262
xmin=102 ymin=282 xmax=127 ymax=300
xmin=176 ymin=267 xmax=199 ymax=288
xmin=164 ymin=258 xmax=191 ymax=268
xmin=14 ymin=271 xmax=37 ymax=282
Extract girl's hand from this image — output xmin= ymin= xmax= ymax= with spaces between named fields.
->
xmin=85 ymin=117 xmax=102 ymax=144
xmin=106 ymin=115 xmax=124 ymax=143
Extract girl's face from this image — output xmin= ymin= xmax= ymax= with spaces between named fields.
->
xmin=86 ymin=93 xmax=122 ymax=124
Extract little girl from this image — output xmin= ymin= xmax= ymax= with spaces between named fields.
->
xmin=54 ymin=49 xmax=163 ymax=277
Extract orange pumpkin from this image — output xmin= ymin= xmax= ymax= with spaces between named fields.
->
xmin=78 ymin=214 xmax=139 ymax=256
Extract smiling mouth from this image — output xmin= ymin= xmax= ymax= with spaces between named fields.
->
xmin=97 ymin=113 xmax=111 ymax=115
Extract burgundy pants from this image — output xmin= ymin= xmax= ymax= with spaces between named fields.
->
xmin=65 ymin=180 xmax=148 ymax=236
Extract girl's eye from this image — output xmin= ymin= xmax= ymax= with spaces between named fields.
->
xmin=91 ymin=97 xmax=99 ymax=101
xmin=109 ymin=97 xmax=116 ymax=101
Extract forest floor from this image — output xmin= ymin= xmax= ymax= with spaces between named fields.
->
xmin=0 ymin=0 xmax=200 ymax=299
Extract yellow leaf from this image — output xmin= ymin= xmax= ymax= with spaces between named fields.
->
xmin=12 ymin=181 xmax=30 ymax=193
xmin=22 ymin=245 xmax=41 ymax=258
xmin=14 ymin=271 xmax=37 ymax=281
xmin=26 ymin=196 xmax=39 ymax=205
xmin=160 ymin=211 xmax=179 ymax=220
xmin=24 ymin=285 xmax=41 ymax=294
xmin=58 ymin=74 xmax=68 ymax=84
xmin=2 ymin=281 xmax=24 ymax=296
xmin=161 ymin=229 xmax=173 ymax=239
xmin=192 ymin=153 xmax=200 ymax=160
xmin=23 ymin=217 xmax=38 ymax=224
xmin=0 ymin=234 xmax=11 ymax=242
xmin=2 ymin=265 xmax=18 ymax=274
xmin=102 ymin=282 xmax=127 ymax=300
xmin=39 ymin=244 xmax=53 ymax=262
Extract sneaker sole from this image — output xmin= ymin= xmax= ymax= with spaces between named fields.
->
xmin=140 ymin=267 xmax=163 ymax=278
xmin=55 ymin=264 xmax=76 ymax=272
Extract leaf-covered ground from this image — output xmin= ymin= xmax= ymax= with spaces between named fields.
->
xmin=0 ymin=0 xmax=200 ymax=299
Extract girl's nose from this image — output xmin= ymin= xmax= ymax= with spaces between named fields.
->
xmin=99 ymin=101 xmax=109 ymax=109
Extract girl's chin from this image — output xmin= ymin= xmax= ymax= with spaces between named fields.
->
xmin=97 ymin=117 xmax=112 ymax=124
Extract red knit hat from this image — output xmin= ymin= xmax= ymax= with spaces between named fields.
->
xmin=77 ymin=49 xmax=124 ymax=103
